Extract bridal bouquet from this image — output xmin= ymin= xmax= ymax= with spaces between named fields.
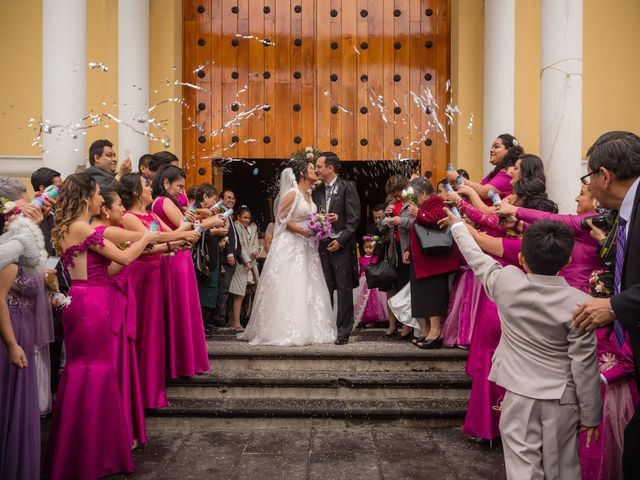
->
xmin=307 ymin=211 xmax=332 ymax=248
xmin=402 ymin=186 xmax=418 ymax=205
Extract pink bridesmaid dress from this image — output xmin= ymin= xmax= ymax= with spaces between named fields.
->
xmin=152 ymin=196 xmax=210 ymax=378
xmin=579 ymin=329 xmax=639 ymax=480
xmin=94 ymin=226 xmax=147 ymax=446
xmin=44 ymin=230 xmax=134 ymax=479
xmin=124 ymin=211 xmax=169 ymax=409
xmin=480 ymin=171 xmax=513 ymax=206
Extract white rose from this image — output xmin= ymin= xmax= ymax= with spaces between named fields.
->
xmin=305 ymin=146 xmax=313 ymax=153
xmin=401 ymin=189 xmax=407 ymax=197
xmin=406 ymin=186 xmax=414 ymax=195
xmin=2 ymin=201 xmax=16 ymax=214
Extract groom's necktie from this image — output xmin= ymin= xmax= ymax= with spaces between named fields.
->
xmin=325 ymin=183 xmax=334 ymax=211
xmin=613 ymin=216 xmax=627 ymax=348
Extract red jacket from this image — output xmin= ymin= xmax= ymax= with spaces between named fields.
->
xmin=409 ymin=195 xmax=461 ymax=279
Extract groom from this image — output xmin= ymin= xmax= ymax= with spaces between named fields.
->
xmin=313 ymin=152 xmax=361 ymax=344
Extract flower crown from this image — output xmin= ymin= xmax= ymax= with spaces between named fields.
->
xmin=362 ymin=235 xmax=381 ymax=244
xmin=290 ymin=146 xmax=323 ymax=165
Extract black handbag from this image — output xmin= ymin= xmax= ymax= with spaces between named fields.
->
xmin=364 ymin=244 xmax=398 ymax=292
xmin=413 ymin=223 xmax=453 ymax=255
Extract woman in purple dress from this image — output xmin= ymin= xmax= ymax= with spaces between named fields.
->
xmin=0 ymin=263 xmax=53 ymax=480
xmin=151 ymin=165 xmax=215 ymax=378
xmin=44 ymin=173 xmax=158 ymax=479
xmin=118 ymin=174 xmax=200 ymax=408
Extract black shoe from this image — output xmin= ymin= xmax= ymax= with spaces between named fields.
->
xmin=416 ymin=336 xmax=443 ymax=349
xmin=393 ymin=331 xmax=413 ymax=341
xmin=335 ymin=337 xmax=349 ymax=345
xmin=384 ymin=328 xmax=398 ymax=338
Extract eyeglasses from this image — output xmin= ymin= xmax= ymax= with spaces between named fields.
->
xmin=580 ymin=169 xmax=599 ymax=185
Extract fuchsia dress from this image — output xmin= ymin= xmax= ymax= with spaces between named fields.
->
xmin=124 ymin=211 xmax=169 ymax=409
xmin=152 ymin=196 xmax=210 ymax=378
xmin=44 ymin=230 xmax=134 ymax=479
xmin=94 ymin=226 xmax=146 ymax=446
xmin=480 ymin=171 xmax=513 ymax=206
xmin=356 ymin=256 xmax=388 ymax=324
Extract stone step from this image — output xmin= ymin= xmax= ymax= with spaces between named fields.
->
xmin=207 ymin=340 xmax=468 ymax=373
xmin=146 ymin=397 xmax=469 ymax=429
xmin=167 ymin=370 xmax=472 ymax=401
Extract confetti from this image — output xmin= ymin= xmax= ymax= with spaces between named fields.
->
xmin=88 ymin=62 xmax=109 ymax=72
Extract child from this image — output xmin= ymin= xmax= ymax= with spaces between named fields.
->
xmin=355 ymin=236 xmax=388 ymax=326
xmin=229 ymin=206 xmax=260 ymax=331
xmin=445 ymin=212 xmax=601 ymax=480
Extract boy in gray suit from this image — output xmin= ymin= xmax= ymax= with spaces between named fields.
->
xmin=444 ymin=212 xmax=601 ymax=480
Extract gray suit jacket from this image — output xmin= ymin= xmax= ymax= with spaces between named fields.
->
xmin=451 ymin=223 xmax=602 ymax=427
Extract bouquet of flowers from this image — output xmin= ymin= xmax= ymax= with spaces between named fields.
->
xmin=307 ymin=211 xmax=332 ymax=248
xmin=589 ymin=269 xmax=614 ymax=297
xmin=401 ymin=186 xmax=418 ymax=205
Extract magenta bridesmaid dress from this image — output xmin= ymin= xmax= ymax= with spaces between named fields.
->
xmin=124 ymin=211 xmax=169 ymax=409
xmin=44 ymin=230 xmax=134 ymax=479
xmin=94 ymin=226 xmax=147 ymax=446
xmin=152 ymin=197 xmax=210 ymax=378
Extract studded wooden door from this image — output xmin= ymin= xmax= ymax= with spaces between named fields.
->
xmin=182 ymin=0 xmax=451 ymax=188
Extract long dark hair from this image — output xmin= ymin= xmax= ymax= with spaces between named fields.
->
xmin=513 ymin=154 xmax=548 ymax=201
xmin=117 ymin=173 xmax=144 ymax=210
xmin=151 ymin=165 xmax=186 ymax=209
xmin=149 ymin=151 xmax=179 ymax=172
xmin=487 ymin=134 xmax=524 ymax=180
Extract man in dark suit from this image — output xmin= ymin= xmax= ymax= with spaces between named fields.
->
xmin=572 ymin=131 xmax=640 ymax=477
xmin=313 ymin=152 xmax=361 ymax=344
xmin=214 ymin=188 xmax=243 ymax=327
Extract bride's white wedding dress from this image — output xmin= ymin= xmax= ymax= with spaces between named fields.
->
xmin=238 ymin=169 xmax=337 ymax=346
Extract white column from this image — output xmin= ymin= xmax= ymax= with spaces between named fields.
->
xmin=118 ymin=0 xmax=149 ymax=170
xmin=42 ymin=0 xmax=87 ymax=177
xmin=483 ymin=0 xmax=516 ymax=175
xmin=540 ymin=0 xmax=583 ymax=213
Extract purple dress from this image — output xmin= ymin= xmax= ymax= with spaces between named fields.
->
xmin=124 ymin=211 xmax=168 ymax=409
xmin=44 ymin=230 xmax=134 ymax=479
xmin=0 ymin=268 xmax=53 ymax=480
xmin=152 ymin=197 xmax=210 ymax=378
xmin=443 ymin=265 xmax=482 ymax=348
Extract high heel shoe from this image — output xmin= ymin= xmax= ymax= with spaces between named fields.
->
xmin=416 ymin=336 xmax=443 ymax=349
xmin=393 ymin=330 xmax=414 ymax=341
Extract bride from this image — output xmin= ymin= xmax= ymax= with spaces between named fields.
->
xmin=238 ymin=159 xmax=337 ymax=346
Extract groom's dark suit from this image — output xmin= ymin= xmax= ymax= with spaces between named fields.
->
xmin=312 ymin=176 xmax=361 ymax=341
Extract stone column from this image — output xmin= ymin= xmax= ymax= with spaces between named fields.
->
xmin=118 ymin=0 xmax=149 ymax=170
xmin=483 ymin=0 xmax=516 ymax=175
xmin=540 ymin=0 xmax=583 ymax=213
xmin=42 ymin=0 xmax=87 ymax=177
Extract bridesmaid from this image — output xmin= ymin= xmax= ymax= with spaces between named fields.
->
xmin=151 ymin=165 xmax=218 ymax=378
xmin=117 ymin=173 xmax=200 ymax=408
xmin=447 ymin=134 xmax=523 ymax=209
xmin=44 ymin=173 xmax=159 ymax=479
xmin=0 ymin=219 xmax=52 ymax=480
xmin=92 ymin=188 xmax=150 ymax=447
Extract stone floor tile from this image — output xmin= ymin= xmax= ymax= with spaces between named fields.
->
xmin=310 ymin=427 xmax=376 ymax=453
xmin=309 ymin=452 xmax=380 ymax=480
xmin=244 ymin=428 xmax=312 ymax=454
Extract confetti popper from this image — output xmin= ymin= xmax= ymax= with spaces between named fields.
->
xmin=456 ymin=175 xmax=465 ymax=186
xmin=31 ymin=185 xmax=59 ymax=209
xmin=221 ymin=208 xmax=234 ymax=219
xmin=447 ymin=163 xmax=455 ymax=172
xmin=194 ymin=223 xmax=205 ymax=233
xmin=182 ymin=204 xmax=197 ymax=222
xmin=487 ymin=188 xmax=502 ymax=206
xmin=443 ymin=184 xmax=461 ymax=217
xmin=210 ymin=199 xmax=225 ymax=212
xmin=148 ymin=220 xmax=160 ymax=232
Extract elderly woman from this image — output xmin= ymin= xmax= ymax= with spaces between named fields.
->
xmin=378 ymin=174 xmax=412 ymax=337
xmin=404 ymin=177 xmax=460 ymax=349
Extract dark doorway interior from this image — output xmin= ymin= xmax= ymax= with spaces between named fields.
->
xmin=220 ymin=159 xmax=422 ymax=244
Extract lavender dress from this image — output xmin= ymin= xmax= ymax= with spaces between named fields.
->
xmin=0 ymin=267 xmax=53 ymax=480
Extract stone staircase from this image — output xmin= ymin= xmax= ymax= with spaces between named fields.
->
xmin=147 ymin=329 xmax=470 ymax=429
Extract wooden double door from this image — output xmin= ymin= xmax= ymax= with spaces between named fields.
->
xmin=182 ymin=0 xmax=451 ymax=188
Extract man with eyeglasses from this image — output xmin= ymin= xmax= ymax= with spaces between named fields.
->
xmin=85 ymin=139 xmax=132 ymax=189
xmin=572 ymin=131 xmax=640 ymax=477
